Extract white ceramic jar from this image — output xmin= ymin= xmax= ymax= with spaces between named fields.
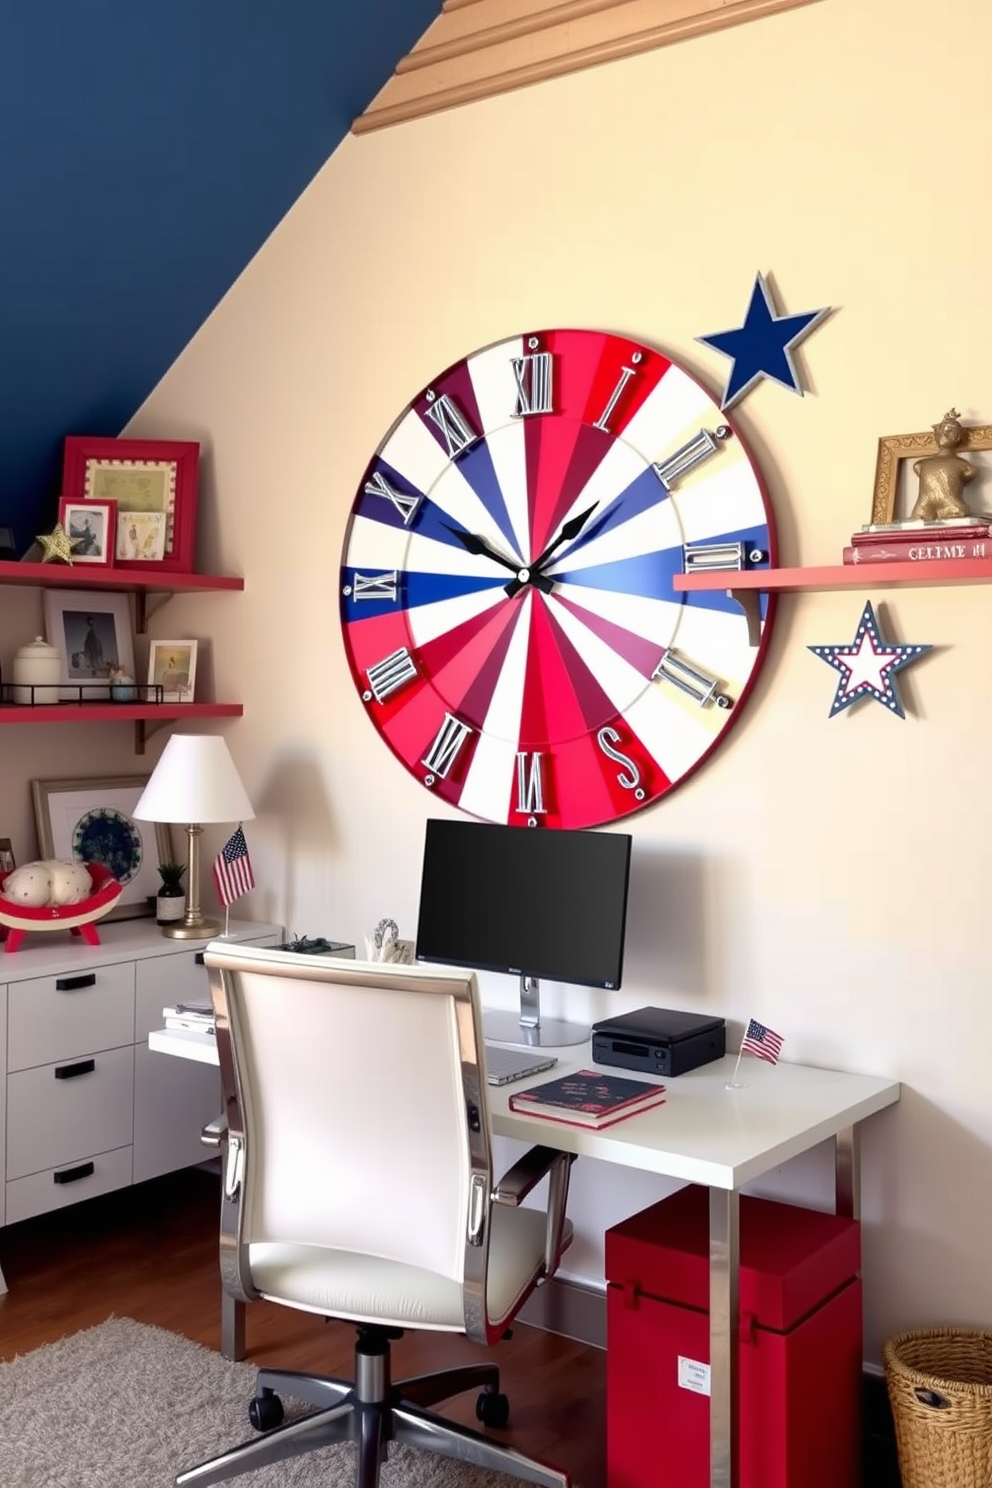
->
xmin=12 ymin=636 xmax=62 ymax=704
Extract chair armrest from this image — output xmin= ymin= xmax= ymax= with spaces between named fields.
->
xmin=494 ymin=1145 xmax=576 ymax=1280
xmin=493 ymin=1144 xmax=567 ymax=1207
xmin=201 ymin=1115 xmax=228 ymax=1148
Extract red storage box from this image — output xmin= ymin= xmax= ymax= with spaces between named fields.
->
xmin=605 ymin=1184 xmax=862 ymax=1488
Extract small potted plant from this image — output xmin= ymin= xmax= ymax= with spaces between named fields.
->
xmin=156 ymin=861 xmax=186 ymax=927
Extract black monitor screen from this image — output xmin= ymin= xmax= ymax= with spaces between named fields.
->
xmin=415 ymin=819 xmax=632 ymax=991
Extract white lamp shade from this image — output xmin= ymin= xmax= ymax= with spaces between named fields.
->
xmin=133 ymin=734 xmax=255 ymax=825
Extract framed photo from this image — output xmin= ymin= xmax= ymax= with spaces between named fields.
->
xmin=31 ymin=775 xmax=172 ymax=920
xmin=58 ymin=497 xmax=116 ymax=566
xmin=117 ymin=509 xmax=166 ymax=563
xmin=62 ymin=436 xmax=200 ymax=573
xmin=0 ymin=837 xmax=15 ymax=874
xmin=147 ymin=639 xmax=197 ymax=703
xmin=43 ymin=589 xmax=135 ymax=701
xmin=871 ymin=420 xmax=992 ymax=525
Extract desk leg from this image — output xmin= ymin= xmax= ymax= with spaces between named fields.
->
xmin=835 ymin=1124 xmax=861 ymax=1220
xmin=222 ymin=1294 xmax=246 ymax=1361
xmin=0 ymin=1260 xmax=7 ymax=1295
xmin=709 ymin=1188 xmax=740 ymax=1488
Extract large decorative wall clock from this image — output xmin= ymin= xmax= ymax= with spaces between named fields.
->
xmin=340 ymin=328 xmax=777 ymax=829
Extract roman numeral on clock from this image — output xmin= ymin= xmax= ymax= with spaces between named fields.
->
xmin=652 ymin=650 xmax=731 ymax=709
xmin=515 ymin=752 xmax=546 ymax=816
xmin=421 ymin=713 xmax=473 ymax=780
xmin=653 ymin=425 xmax=731 ymax=491
xmin=593 ymin=365 xmax=637 ymax=433
xmin=597 ymin=726 xmax=645 ymax=798
xmin=511 ymin=351 xmax=553 ymax=416
xmin=424 ymin=393 xmax=479 ymax=458
xmin=351 ymin=571 xmax=398 ymax=602
xmin=364 ymin=470 xmax=421 ymax=525
xmin=365 ymin=647 xmax=417 ymax=703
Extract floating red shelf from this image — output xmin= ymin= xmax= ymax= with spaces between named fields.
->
xmin=0 ymin=560 xmax=244 ymax=594
xmin=673 ymin=557 xmax=992 ymax=593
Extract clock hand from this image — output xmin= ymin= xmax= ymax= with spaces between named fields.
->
xmin=443 ymin=524 xmax=520 ymax=574
xmin=503 ymin=502 xmax=599 ymax=598
xmin=445 ymin=524 xmax=554 ymax=595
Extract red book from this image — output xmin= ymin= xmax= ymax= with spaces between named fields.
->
xmin=508 ymin=1068 xmax=666 ymax=1129
xmin=843 ymin=537 xmax=992 ymax=565
xmin=852 ymin=523 xmax=989 ymax=546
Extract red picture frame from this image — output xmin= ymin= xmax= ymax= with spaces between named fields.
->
xmin=62 ymin=436 xmax=200 ymax=573
xmin=58 ymin=496 xmax=117 ymax=567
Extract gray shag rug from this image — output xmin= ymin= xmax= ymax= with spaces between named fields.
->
xmin=0 ymin=1317 xmax=546 ymax=1488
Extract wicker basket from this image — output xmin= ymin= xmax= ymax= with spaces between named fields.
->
xmin=883 ymin=1328 xmax=992 ymax=1488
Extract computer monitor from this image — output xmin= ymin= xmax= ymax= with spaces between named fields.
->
xmin=415 ymin=818 xmax=632 ymax=1047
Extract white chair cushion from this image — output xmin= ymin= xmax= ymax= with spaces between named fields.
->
xmin=250 ymin=1204 xmax=572 ymax=1332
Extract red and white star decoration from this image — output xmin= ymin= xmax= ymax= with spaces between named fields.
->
xmin=808 ymin=601 xmax=931 ymax=718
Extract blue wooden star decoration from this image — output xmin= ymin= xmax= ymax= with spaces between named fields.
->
xmin=808 ymin=601 xmax=931 ymax=719
xmin=697 ymin=272 xmax=831 ymax=410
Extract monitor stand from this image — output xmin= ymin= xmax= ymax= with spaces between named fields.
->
xmin=483 ymin=975 xmax=590 ymax=1048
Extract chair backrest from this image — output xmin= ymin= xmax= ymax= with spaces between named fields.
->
xmin=204 ymin=942 xmax=493 ymax=1286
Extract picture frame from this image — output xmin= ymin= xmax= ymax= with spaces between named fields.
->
xmin=61 ymin=436 xmax=200 ymax=574
xmin=42 ymin=588 xmax=135 ymax=701
xmin=31 ymin=775 xmax=172 ymax=920
xmin=147 ymin=638 xmax=197 ymax=703
xmin=58 ymin=497 xmax=116 ymax=566
xmin=870 ymin=421 xmax=992 ymax=525
xmin=0 ymin=837 xmax=15 ymax=874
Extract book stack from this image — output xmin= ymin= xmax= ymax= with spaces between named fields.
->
xmin=162 ymin=999 xmax=215 ymax=1035
xmin=508 ymin=1068 xmax=666 ymax=1130
xmin=843 ymin=517 xmax=992 ymax=566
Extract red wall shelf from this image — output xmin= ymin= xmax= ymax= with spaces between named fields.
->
xmin=0 ymin=701 xmax=244 ymax=753
xmin=0 ymin=560 xmax=244 ymax=593
xmin=673 ymin=557 xmax=992 ymax=594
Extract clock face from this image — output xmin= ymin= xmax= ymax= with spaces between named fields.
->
xmin=340 ymin=328 xmax=776 ymax=829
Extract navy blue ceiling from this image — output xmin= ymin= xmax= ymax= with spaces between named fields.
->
xmin=0 ymin=0 xmax=439 ymax=558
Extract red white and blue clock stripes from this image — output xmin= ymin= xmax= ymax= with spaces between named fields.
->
xmin=340 ymin=329 xmax=777 ymax=828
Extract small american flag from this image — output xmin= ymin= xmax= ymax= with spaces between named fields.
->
xmin=740 ymin=1018 xmax=784 ymax=1065
xmin=213 ymin=825 xmax=255 ymax=909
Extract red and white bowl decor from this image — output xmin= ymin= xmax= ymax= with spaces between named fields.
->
xmin=0 ymin=862 xmax=123 ymax=952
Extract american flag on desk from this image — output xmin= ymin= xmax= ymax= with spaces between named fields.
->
xmin=740 ymin=1018 xmax=784 ymax=1065
xmin=213 ymin=825 xmax=255 ymax=908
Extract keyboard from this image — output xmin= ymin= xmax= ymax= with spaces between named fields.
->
xmin=484 ymin=1042 xmax=558 ymax=1087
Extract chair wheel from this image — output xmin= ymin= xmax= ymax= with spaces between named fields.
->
xmin=476 ymin=1389 xmax=510 ymax=1429
xmin=249 ymin=1389 xmax=284 ymax=1432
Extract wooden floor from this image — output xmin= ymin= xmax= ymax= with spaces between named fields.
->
xmin=0 ymin=1166 xmax=606 ymax=1487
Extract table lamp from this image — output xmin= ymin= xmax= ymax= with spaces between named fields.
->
xmin=133 ymin=733 xmax=254 ymax=939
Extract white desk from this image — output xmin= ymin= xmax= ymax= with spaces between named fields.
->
xmin=149 ymin=1029 xmax=899 ymax=1488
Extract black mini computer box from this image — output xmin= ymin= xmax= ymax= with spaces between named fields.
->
xmin=591 ymin=1007 xmax=726 ymax=1077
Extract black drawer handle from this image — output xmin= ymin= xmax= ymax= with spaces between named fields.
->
xmin=56 ymin=973 xmax=97 ymax=992
xmin=54 ymin=1161 xmax=95 ymax=1185
xmin=54 ymin=1059 xmax=96 ymax=1080
xmin=194 ymin=952 xmax=205 ymax=965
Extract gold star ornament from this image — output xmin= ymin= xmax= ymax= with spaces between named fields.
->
xmin=36 ymin=523 xmax=83 ymax=564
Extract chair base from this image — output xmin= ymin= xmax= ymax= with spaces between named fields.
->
xmin=176 ymin=1324 xmax=569 ymax=1488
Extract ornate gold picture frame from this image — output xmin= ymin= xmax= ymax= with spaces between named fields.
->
xmin=871 ymin=422 xmax=992 ymax=525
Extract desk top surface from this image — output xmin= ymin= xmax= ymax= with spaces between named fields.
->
xmin=148 ymin=1027 xmax=900 ymax=1191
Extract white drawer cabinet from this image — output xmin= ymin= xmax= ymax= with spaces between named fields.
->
xmin=0 ymin=919 xmax=280 ymax=1247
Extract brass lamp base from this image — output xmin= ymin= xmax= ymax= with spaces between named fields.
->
xmin=162 ymin=915 xmax=222 ymax=940
xmin=163 ymin=823 xmax=220 ymax=940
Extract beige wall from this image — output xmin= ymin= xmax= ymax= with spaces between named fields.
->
xmin=4 ymin=0 xmax=990 ymax=1361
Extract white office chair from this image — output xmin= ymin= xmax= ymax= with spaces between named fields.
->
xmin=177 ymin=942 xmax=575 ymax=1488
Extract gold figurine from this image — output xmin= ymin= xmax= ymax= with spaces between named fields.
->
xmin=910 ymin=409 xmax=979 ymax=522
